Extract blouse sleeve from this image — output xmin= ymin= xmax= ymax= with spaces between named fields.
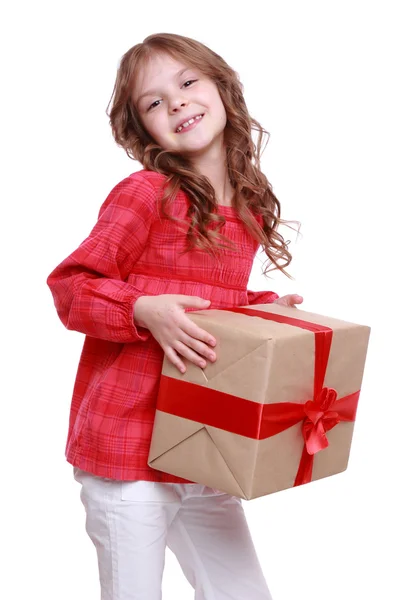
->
xmin=46 ymin=173 xmax=157 ymax=344
xmin=246 ymin=290 xmax=279 ymax=305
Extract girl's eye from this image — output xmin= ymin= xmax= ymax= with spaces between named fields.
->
xmin=147 ymin=80 xmax=198 ymax=111
xmin=148 ymin=100 xmax=161 ymax=111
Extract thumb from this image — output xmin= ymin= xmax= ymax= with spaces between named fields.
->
xmin=285 ymin=294 xmax=303 ymax=306
xmin=275 ymin=294 xmax=303 ymax=307
xmin=177 ymin=295 xmax=211 ymax=309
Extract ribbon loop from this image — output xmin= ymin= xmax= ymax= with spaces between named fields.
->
xmin=316 ymin=387 xmax=338 ymax=411
xmin=302 ymin=387 xmax=341 ymax=455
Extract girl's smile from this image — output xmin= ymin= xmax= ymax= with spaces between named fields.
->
xmin=175 ymin=113 xmax=204 ymax=134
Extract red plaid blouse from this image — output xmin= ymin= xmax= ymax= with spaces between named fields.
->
xmin=46 ymin=169 xmax=279 ymax=481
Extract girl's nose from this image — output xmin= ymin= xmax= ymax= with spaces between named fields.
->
xmin=170 ymin=99 xmax=187 ymax=113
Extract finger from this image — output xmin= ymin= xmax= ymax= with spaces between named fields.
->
xmin=287 ymin=294 xmax=303 ymax=308
xmin=180 ymin=319 xmax=217 ymax=347
xmin=178 ymin=331 xmax=217 ymax=362
xmin=276 ymin=294 xmax=303 ymax=307
xmin=177 ymin=295 xmax=211 ymax=310
xmin=173 ymin=341 xmax=208 ymax=369
xmin=289 ymin=295 xmax=303 ymax=307
xmin=163 ymin=346 xmax=187 ymax=374
xmin=274 ymin=297 xmax=289 ymax=306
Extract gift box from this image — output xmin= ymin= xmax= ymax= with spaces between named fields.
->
xmin=148 ymin=303 xmax=370 ymax=499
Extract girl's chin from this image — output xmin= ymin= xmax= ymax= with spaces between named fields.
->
xmin=158 ymin=133 xmax=215 ymax=153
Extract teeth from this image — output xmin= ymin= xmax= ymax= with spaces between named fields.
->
xmin=176 ymin=114 xmax=203 ymax=133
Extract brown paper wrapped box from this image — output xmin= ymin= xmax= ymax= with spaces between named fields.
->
xmin=148 ymin=303 xmax=370 ymax=500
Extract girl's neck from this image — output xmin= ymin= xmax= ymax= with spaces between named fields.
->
xmin=191 ymin=154 xmax=234 ymax=207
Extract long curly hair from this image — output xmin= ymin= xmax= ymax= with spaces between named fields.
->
xmin=106 ymin=32 xmax=300 ymax=278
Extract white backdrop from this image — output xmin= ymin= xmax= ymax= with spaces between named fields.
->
xmin=2 ymin=1 xmax=399 ymax=599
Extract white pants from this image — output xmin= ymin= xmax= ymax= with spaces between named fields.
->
xmin=73 ymin=467 xmax=273 ymax=600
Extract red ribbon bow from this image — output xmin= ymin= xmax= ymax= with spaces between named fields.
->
xmin=303 ymin=387 xmax=340 ymax=455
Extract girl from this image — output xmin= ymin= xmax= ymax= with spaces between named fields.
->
xmin=47 ymin=33 xmax=302 ymax=600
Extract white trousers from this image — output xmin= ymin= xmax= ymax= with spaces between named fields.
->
xmin=73 ymin=467 xmax=273 ymax=600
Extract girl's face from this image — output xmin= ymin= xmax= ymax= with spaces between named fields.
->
xmin=133 ymin=53 xmax=227 ymax=158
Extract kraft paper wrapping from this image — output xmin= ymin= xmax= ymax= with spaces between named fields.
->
xmin=148 ymin=303 xmax=370 ymax=500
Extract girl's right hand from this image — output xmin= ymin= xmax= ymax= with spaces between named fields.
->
xmin=133 ymin=295 xmax=217 ymax=374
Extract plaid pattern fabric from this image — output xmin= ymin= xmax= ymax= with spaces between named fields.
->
xmin=47 ymin=170 xmax=278 ymax=481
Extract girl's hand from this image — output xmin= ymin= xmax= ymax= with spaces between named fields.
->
xmin=273 ymin=294 xmax=303 ymax=308
xmin=133 ymin=295 xmax=217 ymax=374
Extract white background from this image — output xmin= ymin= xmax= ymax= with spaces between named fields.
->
xmin=2 ymin=1 xmax=399 ymax=599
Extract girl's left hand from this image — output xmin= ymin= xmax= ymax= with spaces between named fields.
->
xmin=273 ymin=294 xmax=303 ymax=308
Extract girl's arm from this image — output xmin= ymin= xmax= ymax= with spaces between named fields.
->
xmin=46 ymin=173 xmax=157 ymax=344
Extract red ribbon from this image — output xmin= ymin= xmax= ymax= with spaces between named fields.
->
xmin=157 ymin=307 xmax=360 ymax=487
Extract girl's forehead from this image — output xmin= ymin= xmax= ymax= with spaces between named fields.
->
xmin=140 ymin=53 xmax=196 ymax=79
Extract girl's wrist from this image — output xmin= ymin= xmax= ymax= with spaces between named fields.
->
xmin=133 ymin=296 xmax=150 ymax=328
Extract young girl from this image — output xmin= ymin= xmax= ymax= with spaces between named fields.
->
xmin=47 ymin=33 xmax=302 ymax=600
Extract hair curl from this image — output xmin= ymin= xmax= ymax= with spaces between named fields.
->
xmin=106 ymin=32 xmax=300 ymax=278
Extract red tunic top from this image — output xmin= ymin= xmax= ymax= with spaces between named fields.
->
xmin=46 ymin=169 xmax=279 ymax=481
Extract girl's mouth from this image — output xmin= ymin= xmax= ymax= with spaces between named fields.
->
xmin=175 ymin=114 xmax=204 ymax=134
